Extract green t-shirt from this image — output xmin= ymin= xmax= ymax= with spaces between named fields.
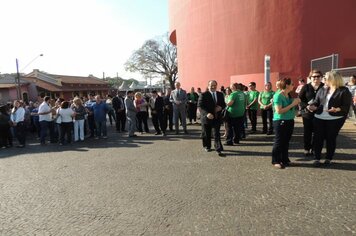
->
xmin=273 ymin=92 xmax=295 ymax=120
xmin=248 ymin=90 xmax=260 ymax=110
xmin=227 ymin=90 xmax=246 ymax=118
xmin=189 ymin=93 xmax=196 ymax=102
xmin=259 ymin=91 xmax=274 ymax=109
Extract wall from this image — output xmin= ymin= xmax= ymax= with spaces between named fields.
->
xmin=169 ymin=0 xmax=356 ymax=90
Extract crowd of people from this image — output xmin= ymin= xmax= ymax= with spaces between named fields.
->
xmin=0 ymin=71 xmax=354 ymax=169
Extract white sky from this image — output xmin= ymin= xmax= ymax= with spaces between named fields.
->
xmin=0 ymin=0 xmax=168 ymax=81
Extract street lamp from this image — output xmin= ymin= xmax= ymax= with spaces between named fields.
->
xmin=15 ymin=54 xmax=43 ymax=100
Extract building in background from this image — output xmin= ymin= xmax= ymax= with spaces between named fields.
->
xmin=169 ymin=0 xmax=356 ymax=91
xmin=0 ymin=75 xmax=30 ymax=103
xmin=23 ymin=69 xmax=110 ymax=101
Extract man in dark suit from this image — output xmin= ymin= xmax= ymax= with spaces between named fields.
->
xmin=149 ymin=90 xmax=166 ymax=136
xmin=163 ymin=88 xmax=174 ymax=132
xmin=112 ymin=91 xmax=126 ymax=132
xmin=198 ymin=80 xmax=226 ymax=156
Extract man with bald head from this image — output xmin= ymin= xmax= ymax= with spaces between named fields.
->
xmin=170 ymin=82 xmax=188 ymax=134
xmin=198 ymin=80 xmax=226 ymax=156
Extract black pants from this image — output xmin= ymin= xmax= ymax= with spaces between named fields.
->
xmin=87 ymin=115 xmax=96 ymax=137
xmin=60 ymin=122 xmax=73 ymax=144
xmin=0 ymin=124 xmax=11 ymax=147
xmin=201 ymin=120 xmax=223 ymax=152
xmin=107 ymin=109 xmax=116 ymax=125
xmin=136 ymin=111 xmax=149 ymax=132
xmin=248 ymin=109 xmax=257 ymax=131
xmin=14 ymin=122 xmax=26 ymax=146
xmin=226 ymin=116 xmax=244 ymax=144
xmin=115 ymin=111 xmax=126 ymax=131
xmin=302 ymin=116 xmax=314 ymax=151
xmin=152 ymin=112 xmax=165 ymax=133
xmin=272 ymin=120 xmax=294 ymax=164
xmin=261 ymin=108 xmax=273 ymax=133
xmin=187 ymin=103 xmax=197 ymax=122
xmin=163 ymin=108 xmax=173 ymax=131
xmin=313 ymin=117 xmax=345 ymax=160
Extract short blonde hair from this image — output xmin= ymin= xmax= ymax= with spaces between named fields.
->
xmin=135 ymin=92 xmax=142 ymax=99
xmin=325 ymin=71 xmax=344 ymax=88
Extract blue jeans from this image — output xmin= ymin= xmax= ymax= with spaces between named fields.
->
xmin=95 ymin=121 xmax=107 ymax=137
xmin=40 ymin=121 xmax=55 ymax=144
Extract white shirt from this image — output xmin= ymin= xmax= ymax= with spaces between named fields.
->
xmin=10 ymin=107 xmax=25 ymax=123
xmin=315 ymin=93 xmax=343 ymax=120
xmin=38 ymin=101 xmax=52 ymax=122
xmin=58 ymin=108 xmax=74 ymax=123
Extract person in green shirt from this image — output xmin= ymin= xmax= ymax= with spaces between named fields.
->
xmin=246 ymin=82 xmax=259 ymax=133
xmin=225 ymin=83 xmax=246 ymax=145
xmin=272 ymin=78 xmax=301 ymax=169
xmin=258 ymin=82 xmax=274 ymax=135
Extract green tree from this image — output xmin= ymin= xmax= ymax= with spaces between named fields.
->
xmin=125 ymin=33 xmax=178 ymax=89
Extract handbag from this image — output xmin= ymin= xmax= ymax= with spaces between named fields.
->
xmin=221 ymin=108 xmax=229 ymax=121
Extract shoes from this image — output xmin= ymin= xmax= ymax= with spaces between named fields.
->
xmin=267 ymin=131 xmax=273 ymax=135
xmin=304 ymin=150 xmax=311 ymax=156
xmin=262 ymin=130 xmax=267 ymax=134
xmin=273 ymin=163 xmax=284 ymax=169
xmin=102 ymin=136 xmax=108 ymax=139
xmin=324 ymin=159 xmax=331 ymax=165
xmin=224 ymin=142 xmax=233 ymax=146
xmin=249 ymin=130 xmax=256 ymax=134
xmin=204 ymin=147 xmax=212 ymax=152
xmin=162 ymin=132 xmax=166 ymax=136
xmin=217 ymin=151 xmax=225 ymax=157
xmin=282 ymin=162 xmax=291 ymax=167
xmin=175 ymin=131 xmax=179 ymax=135
xmin=184 ymin=130 xmax=188 ymax=134
xmin=313 ymin=160 xmax=321 ymax=167
xmin=155 ymin=132 xmax=162 ymax=135
xmin=16 ymin=145 xmax=25 ymax=148
xmin=233 ymin=140 xmax=240 ymax=144
xmin=128 ymin=134 xmax=137 ymax=138
xmin=95 ymin=137 xmax=99 ymax=140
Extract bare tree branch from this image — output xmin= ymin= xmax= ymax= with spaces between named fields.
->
xmin=125 ymin=33 xmax=178 ymax=89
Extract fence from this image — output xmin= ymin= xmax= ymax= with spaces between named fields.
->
xmin=310 ymin=54 xmax=339 ymax=74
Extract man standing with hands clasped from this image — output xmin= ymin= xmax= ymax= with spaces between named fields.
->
xmin=198 ymin=80 xmax=226 ymax=156
xmin=170 ymin=82 xmax=188 ymax=134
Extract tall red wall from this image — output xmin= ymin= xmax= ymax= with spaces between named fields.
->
xmin=169 ymin=0 xmax=356 ymax=90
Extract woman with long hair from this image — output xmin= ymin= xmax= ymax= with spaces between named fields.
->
xmin=73 ymin=97 xmax=87 ymax=142
xmin=308 ymin=71 xmax=352 ymax=166
xmin=57 ymin=101 xmax=75 ymax=145
xmin=258 ymin=82 xmax=275 ymax=135
xmin=271 ymin=78 xmax=301 ymax=169
xmin=222 ymin=87 xmax=232 ymax=138
xmin=346 ymin=75 xmax=356 ymax=121
xmin=134 ymin=92 xmax=149 ymax=133
xmin=298 ymin=69 xmax=324 ymax=156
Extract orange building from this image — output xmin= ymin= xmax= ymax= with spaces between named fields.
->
xmin=169 ymin=0 xmax=356 ymax=91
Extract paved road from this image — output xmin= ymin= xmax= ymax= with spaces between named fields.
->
xmin=0 ymin=118 xmax=355 ymax=235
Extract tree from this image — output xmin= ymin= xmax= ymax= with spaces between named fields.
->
xmin=125 ymin=33 xmax=178 ymax=89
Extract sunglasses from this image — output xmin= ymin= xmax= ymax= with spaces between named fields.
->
xmin=311 ymin=75 xmax=321 ymax=79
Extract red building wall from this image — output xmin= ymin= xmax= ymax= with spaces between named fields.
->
xmin=169 ymin=0 xmax=356 ymax=91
